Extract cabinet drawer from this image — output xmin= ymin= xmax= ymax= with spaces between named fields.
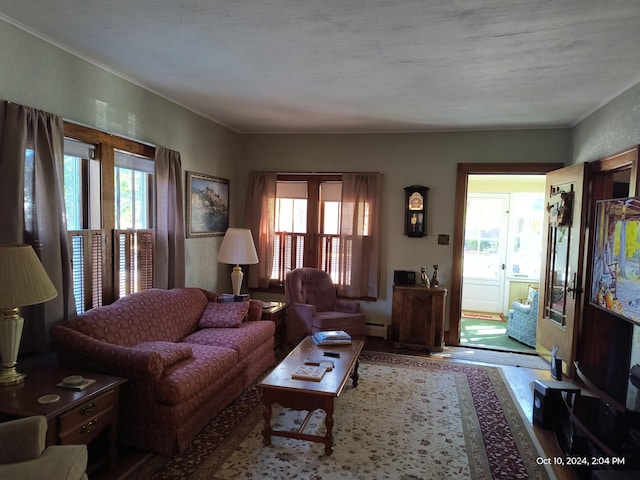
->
xmin=58 ymin=390 xmax=115 ymax=445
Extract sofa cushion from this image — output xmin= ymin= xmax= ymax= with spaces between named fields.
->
xmin=154 ymin=344 xmax=237 ymax=405
xmin=133 ymin=341 xmax=193 ymax=368
xmin=198 ymin=302 xmax=249 ymax=328
xmin=183 ymin=321 xmax=275 ymax=358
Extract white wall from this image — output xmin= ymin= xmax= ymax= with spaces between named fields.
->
xmin=572 ymin=80 xmax=640 ymax=393
xmin=239 ymin=131 xmax=571 ymax=332
xmin=0 ymin=20 xmax=240 ymax=293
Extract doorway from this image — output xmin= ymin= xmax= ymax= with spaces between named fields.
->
xmin=449 ymin=163 xmax=564 ymax=348
xmin=460 ymin=175 xmax=545 ymax=352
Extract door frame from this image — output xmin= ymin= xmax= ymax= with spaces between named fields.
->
xmin=449 ymin=163 xmax=565 ymax=346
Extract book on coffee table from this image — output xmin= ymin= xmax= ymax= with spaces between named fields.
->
xmin=312 ymin=330 xmax=352 ymax=345
xmin=291 ymin=364 xmax=327 ymax=381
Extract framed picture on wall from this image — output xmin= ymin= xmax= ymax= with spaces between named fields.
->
xmin=186 ymin=171 xmax=229 ymax=237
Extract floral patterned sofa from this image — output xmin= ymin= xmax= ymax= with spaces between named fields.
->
xmin=51 ymin=288 xmax=275 ymax=456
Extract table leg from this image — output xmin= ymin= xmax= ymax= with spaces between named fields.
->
xmin=350 ymin=359 xmax=360 ymax=387
xmin=324 ymin=400 xmax=334 ymax=455
xmin=262 ymin=402 xmax=273 ymax=446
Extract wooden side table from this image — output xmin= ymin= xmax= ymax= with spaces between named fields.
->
xmin=0 ymin=364 xmax=126 ymax=471
xmin=391 ymin=285 xmax=447 ymax=352
xmin=261 ymin=301 xmax=287 ymax=351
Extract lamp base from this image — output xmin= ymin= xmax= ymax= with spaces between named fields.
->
xmin=0 ymin=366 xmax=25 ymax=386
xmin=0 ymin=308 xmax=25 ymax=386
xmin=231 ymin=265 xmax=244 ymax=297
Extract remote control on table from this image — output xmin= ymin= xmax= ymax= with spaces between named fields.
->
xmin=323 ymin=351 xmax=340 ymax=358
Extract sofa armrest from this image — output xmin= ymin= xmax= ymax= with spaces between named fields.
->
xmin=247 ymin=299 xmax=263 ymax=322
xmin=334 ymin=299 xmax=360 ymax=313
xmin=52 ymin=325 xmax=164 ymax=380
xmin=0 ymin=416 xmax=46 ymax=464
xmin=199 ymin=289 xmax=219 ymax=302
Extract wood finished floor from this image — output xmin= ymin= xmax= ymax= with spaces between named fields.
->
xmin=94 ymin=337 xmax=580 ymax=480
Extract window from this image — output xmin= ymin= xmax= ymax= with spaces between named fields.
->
xmin=507 ymin=193 xmax=544 ymax=279
xmin=271 ymin=176 xmax=345 ymax=285
xmin=62 ymin=122 xmax=155 ymax=314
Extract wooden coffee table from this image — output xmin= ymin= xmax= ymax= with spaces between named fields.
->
xmin=259 ymin=336 xmax=365 ymax=455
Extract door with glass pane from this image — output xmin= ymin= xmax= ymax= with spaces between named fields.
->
xmin=462 ymin=193 xmax=509 ymax=313
xmin=537 ymin=163 xmax=587 ymax=377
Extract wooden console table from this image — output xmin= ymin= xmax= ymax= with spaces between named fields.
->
xmin=391 ymin=285 xmax=447 ymax=352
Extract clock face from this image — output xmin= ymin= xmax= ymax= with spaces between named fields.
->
xmin=408 ymin=192 xmax=423 ymax=210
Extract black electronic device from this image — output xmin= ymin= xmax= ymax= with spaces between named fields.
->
xmin=394 ymin=270 xmax=416 ymax=285
xmin=532 ymin=380 xmax=580 ymax=429
xmin=323 ymin=351 xmax=340 ymax=358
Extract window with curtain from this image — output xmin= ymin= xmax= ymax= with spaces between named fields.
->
xmin=271 ymin=175 xmax=345 ymax=285
xmin=248 ymin=172 xmax=381 ymax=299
xmin=62 ymin=122 xmax=156 ymax=314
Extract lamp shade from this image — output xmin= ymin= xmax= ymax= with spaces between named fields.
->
xmin=217 ymin=229 xmax=259 ymax=265
xmin=0 ymin=244 xmax=57 ymax=308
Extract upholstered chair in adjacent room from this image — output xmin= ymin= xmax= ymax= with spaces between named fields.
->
xmin=284 ymin=267 xmax=367 ymax=345
xmin=0 ymin=415 xmax=88 ymax=480
xmin=506 ymin=287 xmax=539 ymax=348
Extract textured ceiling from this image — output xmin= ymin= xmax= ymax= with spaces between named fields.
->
xmin=2 ymin=0 xmax=640 ymax=133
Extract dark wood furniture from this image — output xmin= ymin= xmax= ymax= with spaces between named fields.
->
xmin=391 ymin=285 xmax=446 ymax=352
xmin=0 ymin=365 xmax=126 ymax=471
xmin=261 ymin=301 xmax=287 ymax=350
xmin=259 ymin=336 xmax=364 ymax=455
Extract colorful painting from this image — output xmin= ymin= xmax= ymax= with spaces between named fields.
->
xmin=186 ymin=172 xmax=229 ymax=237
xmin=590 ymin=196 xmax=640 ymax=326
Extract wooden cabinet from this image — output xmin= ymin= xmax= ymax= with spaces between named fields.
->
xmin=391 ymin=285 xmax=446 ymax=352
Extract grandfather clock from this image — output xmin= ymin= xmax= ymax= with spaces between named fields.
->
xmin=404 ymin=185 xmax=428 ymax=237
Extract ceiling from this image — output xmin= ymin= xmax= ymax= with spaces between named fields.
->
xmin=2 ymin=1 xmax=640 ymax=133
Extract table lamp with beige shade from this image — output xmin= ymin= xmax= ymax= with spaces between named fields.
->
xmin=216 ymin=228 xmax=259 ymax=296
xmin=0 ymin=244 xmax=57 ymax=386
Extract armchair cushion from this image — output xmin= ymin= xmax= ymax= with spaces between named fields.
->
xmin=0 ymin=415 xmax=46 ymax=464
xmin=198 ymin=301 xmax=250 ymax=328
xmin=0 ymin=416 xmax=87 ymax=480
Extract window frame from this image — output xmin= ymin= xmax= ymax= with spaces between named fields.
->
xmin=269 ymin=173 xmax=342 ymax=289
xmin=63 ymin=122 xmax=156 ymax=309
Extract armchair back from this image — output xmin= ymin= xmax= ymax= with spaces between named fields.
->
xmin=285 ymin=268 xmax=338 ymax=312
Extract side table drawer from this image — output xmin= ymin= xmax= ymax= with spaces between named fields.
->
xmin=58 ymin=390 xmax=115 ymax=445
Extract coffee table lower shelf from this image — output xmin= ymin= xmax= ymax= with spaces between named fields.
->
xmin=261 ymin=389 xmax=338 ymax=455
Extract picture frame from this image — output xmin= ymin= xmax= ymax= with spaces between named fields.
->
xmin=186 ymin=171 xmax=229 ymax=237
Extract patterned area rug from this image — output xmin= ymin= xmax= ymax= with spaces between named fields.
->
xmin=462 ymin=311 xmax=505 ymax=322
xmin=135 ymin=352 xmax=550 ymax=480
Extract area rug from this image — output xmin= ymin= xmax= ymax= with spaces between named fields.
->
xmin=462 ymin=310 xmax=504 ymax=322
xmin=430 ymin=346 xmax=550 ymax=370
xmin=135 ymin=352 xmax=550 ymax=480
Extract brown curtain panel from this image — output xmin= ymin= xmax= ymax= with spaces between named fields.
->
xmin=0 ymin=101 xmax=74 ymax=353
xmin=338 ymin=172 xmax=382 ymax=298
xmin=244 ymin=172 xmax=277 ymax=289
xmin=154 ymin=146 xmax=186 ymax=289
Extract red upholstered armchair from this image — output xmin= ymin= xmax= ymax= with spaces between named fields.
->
xmin=284 ymin=267 xmax=367 ymax=345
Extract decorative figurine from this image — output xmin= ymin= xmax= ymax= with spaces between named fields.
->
xmin=431 ymin=264 xmax=439 ymax=287
xmin=420 ymin=267 xmax=430 ymax=287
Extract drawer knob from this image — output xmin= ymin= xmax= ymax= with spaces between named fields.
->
xmin=80 ymin=418 xmax=98 ymax=434
xmin=80 ymin=402 xmax=97 ymax=415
